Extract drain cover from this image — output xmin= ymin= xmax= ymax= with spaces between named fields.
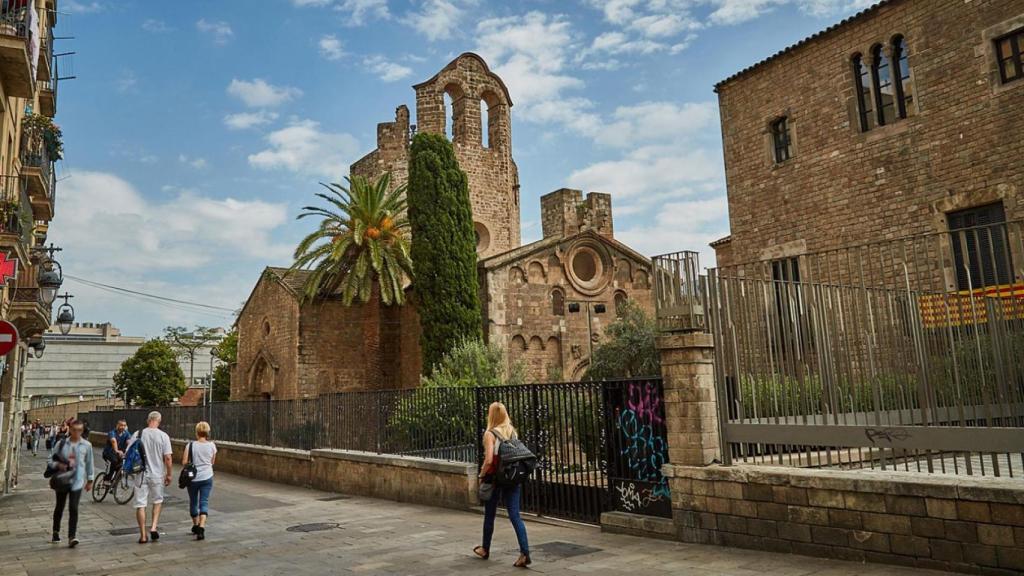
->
xmin=286 ymin=522 xmax=340 ymax=533
xmin=317 ymin=495 xmax=351 ymax=502
xmin=109 ymin=527 xmax=140 ymax=536
xmin=533 ymin=541 xmax=602 ymax=559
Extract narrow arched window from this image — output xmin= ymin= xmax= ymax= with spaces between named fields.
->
xmin=480 ymin=99 xmax=490 ymax=148
xmin=551 ymin=289 xmax=565 ymax=316
xmin=443 ymin=92 xmax=455 ymax=140
xmin=770 ymin=117 xmax=791 ymax=163
xmin=852 ymin=54 xmax=874 ymax=132
xmin=892 ymin=36 xmax=913 ymax=118
xmin=871 ymin=44 xmax=896 ymax=126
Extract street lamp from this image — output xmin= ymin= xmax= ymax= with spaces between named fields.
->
xmin=55 ymin=293 xmax=74 ymax=335
xmin=34 ymin=244 xmax=63 ymax=306
xmin=27 ymin=337 xmax=45 ymax=359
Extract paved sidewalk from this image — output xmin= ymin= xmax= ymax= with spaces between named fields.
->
xmin=0 ymin=448 xmax=951 ymax=576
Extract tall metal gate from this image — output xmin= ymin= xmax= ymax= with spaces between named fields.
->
xmin=474 ymin=378 xmax=669 ymax=524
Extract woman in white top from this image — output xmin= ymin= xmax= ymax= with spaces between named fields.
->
xmin=183 ymin=421 xmax=217 ymax=541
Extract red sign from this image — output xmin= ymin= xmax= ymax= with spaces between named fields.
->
xmin=0 ymin=321 xmax=18 ymax=356
xmin=0 ymin=253 xmax=15 ymax=287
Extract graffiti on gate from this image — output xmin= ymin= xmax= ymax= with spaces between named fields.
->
xmin=608 ymin=380 xmax=671 ymax=517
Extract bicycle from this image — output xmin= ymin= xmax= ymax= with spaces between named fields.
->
xmin=92 ymin=464 xmax=136 ymax=505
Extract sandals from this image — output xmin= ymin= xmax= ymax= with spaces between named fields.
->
xmin=473 ymin=546 xmax=489 ymax=560
xmin=150 ymin=530 xmax=159 ymax=542
xmin=514 ymin=554 xmax=532 ymax=568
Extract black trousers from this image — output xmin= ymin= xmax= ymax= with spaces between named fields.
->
xmin=53 ymin=489 xmax=82 ymax=537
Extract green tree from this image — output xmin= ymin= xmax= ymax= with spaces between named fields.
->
xmin=164 ymin=326 xmax=221 ymax=390
xmin=407 ymin=133 xmax=482 ymax=375
xmin=113 ymin=340 xmax=187 ymax=406
xmin=421 ymin=337 xmax=525 ymax=388
xmin=289 ymin=173 xmax=412 ymax=305
xmin=587 ymin=300 xmax=660 ymax=380
xmin=210 ymin=328 xmax=237 ymax=401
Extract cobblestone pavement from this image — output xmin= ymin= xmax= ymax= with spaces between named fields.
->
xmin=0 ymin=449 xmax=952 ymax=576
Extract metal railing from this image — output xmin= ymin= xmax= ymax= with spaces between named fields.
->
xmin=0 ymin=0 xmax=31 ymax=44
xmin=0 ymin=174 xmax=28 ymax=239
xmin=20 ymin=133 xmax=53 ymax=197
xmin=652 ymin=250 xmax=706 ymax=333
xmin=706 ymin=220 xmax=1024 ymax=476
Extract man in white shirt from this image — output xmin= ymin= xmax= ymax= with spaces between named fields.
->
xmin=134 ymin=411 xmax=173 ymax=543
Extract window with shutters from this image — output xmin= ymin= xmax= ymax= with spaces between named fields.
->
xmin=947 ymin=203 xmax=1012 ymax=290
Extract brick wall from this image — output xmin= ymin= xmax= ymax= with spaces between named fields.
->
xmin=233 ymin=275 xmax=300 ymax=400
xmin=716 ymin=0 xmax=1024 ymax=268
xmin=668 ymin=465 xmax=1024 ymax=575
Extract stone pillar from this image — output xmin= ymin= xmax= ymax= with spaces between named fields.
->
xmin=657 ymin=332 xmax=720 ymax=466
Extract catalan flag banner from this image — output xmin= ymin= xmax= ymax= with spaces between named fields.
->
xmin=918 ymin=284 xmax=1024 ymax=328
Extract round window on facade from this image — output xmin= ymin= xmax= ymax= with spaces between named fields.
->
xmin=565 ymin=243 xmax=609 ymax=295
xmin=572 ymin=250 xmax=598 ymax=282
xmin=262 ymin=319 xmax=271 ymax=337
xmin=474 ymin=222 xmax=490 ymax=253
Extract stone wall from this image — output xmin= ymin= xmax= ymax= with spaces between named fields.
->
xmin=715 ymin=0 xmax=1024 ymax=267
xmin=667 ymin=464 xmax=1024 ymax=575
xmin=233 ymin=274 xmax=300 ymax=400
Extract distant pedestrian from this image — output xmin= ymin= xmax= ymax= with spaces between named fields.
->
xmin=474 ymin=402 xmax=531 ymax=568
xmin=183 ymin=421 xmax=217 ymax=541
xmin=47 ymin=420 xmax=94 ymax=547
xmin=133 ymin=411 xmax=173 ymax=544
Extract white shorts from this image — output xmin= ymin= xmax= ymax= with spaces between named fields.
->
xmin=134 ymin=475 xmax=165 ymax=508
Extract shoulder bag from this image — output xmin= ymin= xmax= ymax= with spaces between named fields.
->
xmin=179 ymin=441 xmax=197 ymax=489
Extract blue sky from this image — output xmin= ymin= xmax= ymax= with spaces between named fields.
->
xmin=51 ymin=0 xmax=874 ymax=337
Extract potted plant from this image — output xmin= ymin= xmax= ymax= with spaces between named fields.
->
xmin=21 ymin=114 xmax=63 ymax=161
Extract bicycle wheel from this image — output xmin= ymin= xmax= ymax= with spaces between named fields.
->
xmin=91 ymin=472 xmax=109 ymax=502
xmin=113 ymin=472 xmax=135 ymax=505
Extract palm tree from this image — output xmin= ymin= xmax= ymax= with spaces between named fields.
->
xmin=290 ymin=173 xmax=412 ymax=304
xmin=288 ymin=173 xmax=413 ymax=387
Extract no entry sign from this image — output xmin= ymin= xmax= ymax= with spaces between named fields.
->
xmin=0 ymin=320 xmax=18 ymax=356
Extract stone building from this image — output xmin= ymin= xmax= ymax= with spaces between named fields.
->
xmin=712 ymin=0 xmax=1024 ymax=282
xmin=233 ymin=53 xmax=653 ymax=398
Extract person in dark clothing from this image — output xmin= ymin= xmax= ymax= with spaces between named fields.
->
xmin=49 ymin=420 xmax=94 ymax=548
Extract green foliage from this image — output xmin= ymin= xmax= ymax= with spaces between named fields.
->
xmin=387 ymin=338 xmax=523 ymax=453
xmin=22 ymin=113 xmax=63 ymax=160
xmin=113 ymin=340 xmax=187 ymax=406
xmin=211 ymin=364 xmax=232 ymax=402
xmin=212 ymin=328 xmax=238 ymax=363
xmin=288 ymin=173 xmax=413 ymax=306
xmin=586 ymin=300 xmax=660 ymax=380
xmin=421 ymin=337 xmax=525 ymax=389
xmin=407 ymin=133 xmax=483 ymax=374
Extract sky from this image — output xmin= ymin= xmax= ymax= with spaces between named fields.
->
xmin=50 ymin=0 xmax=875 ymax=337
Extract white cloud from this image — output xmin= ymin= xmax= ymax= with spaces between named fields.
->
xmin=115 ymin=70 xmax=138 ymax=94
xmin=226 ymin=78 xmax=303 ymax=108
xmin=196 ymin=19 xmax=234 ymax=44
xmin=597 ymin=101 xmax=718 ymax=146
xmin=223 ymin=110 xmax=279 ymax=130
xmin=475 ymin=12 xmax=582 ymax=108
xmin=248 ymin=119 xmax=361 ymax=179
xmin=403 ymin=0 xmax=468 ymax=42
xmin=340 ymin=0 xmax=391 ymax=25
xmin=569 ymin=146 xmax=722 ymax=201
xmin=318 ymin=34 xmax=346 ymax=61
xmin=64 ymin=0 xmax=104 ymax=13
xmin=141 ymin=19 xmax=171 ymax=33
xmin=178 ymin=154 xmax=208 ymax=169
xmin=363 ymin=55 xmax=412 ymax=82
xmin=50 ymin=171 xmax=291 ymax=274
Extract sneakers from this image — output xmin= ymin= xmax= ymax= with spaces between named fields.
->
xmin=69 ymin=537 xmax=79 ymax=548
xmin=50 ymin=532 xmax=60 ymax=543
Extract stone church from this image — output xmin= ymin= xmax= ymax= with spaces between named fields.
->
xmin=232 ymin=53 xmax=653 ymax=399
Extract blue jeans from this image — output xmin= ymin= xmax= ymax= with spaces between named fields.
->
xmin=187 ymin=478 xmax=213 ymax=518
xmin=482 ymin=484 xmax=529 ymax=556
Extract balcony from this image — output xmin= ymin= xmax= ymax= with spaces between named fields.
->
xmin=0 ymin=174 xmax=33 ymax=265
xmin=9 ymin=286 xmax=50 ymax=339
xmin=0 ymin=1 xmax=35 ymax=98
xmin=19 ymin=133 xmax=53 ymax=220
xmin=36 ymin=33 xmax=50 ymax=81
xmin=37 ymin=78 xmax=54 ymax=116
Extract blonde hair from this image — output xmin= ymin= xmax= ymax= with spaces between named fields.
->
xmin=195 ymin=421 xmax=211 ymax=439
xmin=486 ymin=402 xmax=516 ymax=440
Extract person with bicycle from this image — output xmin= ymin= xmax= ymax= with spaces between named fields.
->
xmin=103 ymin=420 xmax=131 ymax=484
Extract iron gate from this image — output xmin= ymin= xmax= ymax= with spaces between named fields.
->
xmin=474 ymin=378 xmax=668 ymax=524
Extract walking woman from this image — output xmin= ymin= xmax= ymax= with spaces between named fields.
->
xmin=474 ymin=402 xmax=530 ymax=568
xmin=183 ymin=421 xmax=217 ymax=540
xmin=49 ymin=420 xmax=93 ymax=547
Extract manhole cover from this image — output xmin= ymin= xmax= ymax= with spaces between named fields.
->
xmin=286 ymin=522 xmax=340 ymax=533
xmin=317 ymin=495 xmax=351 ymax=502
xmin=109 ymin=527 xmax=140 ymax=536
xmin=533 ymin=541 xmax=602 ymax=559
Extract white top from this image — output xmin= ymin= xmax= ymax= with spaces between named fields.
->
xmin=188 ymin=440 xmax=217 ymax=482
xmin=138 ymin=427 xmax=173 ymax=479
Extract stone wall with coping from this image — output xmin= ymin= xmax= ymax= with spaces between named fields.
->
xmin=666 ymin=463 xmax=1024 ymax=575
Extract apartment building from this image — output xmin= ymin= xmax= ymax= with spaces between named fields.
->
xmin=0 ymin=0 xmax=65 ymax=493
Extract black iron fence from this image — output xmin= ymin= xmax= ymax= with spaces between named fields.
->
xmin=80 ymin=378 xmax=668 ymax=524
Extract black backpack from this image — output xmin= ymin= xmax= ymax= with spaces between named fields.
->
xmin=491 ymin=429 xmax=537 ymax=486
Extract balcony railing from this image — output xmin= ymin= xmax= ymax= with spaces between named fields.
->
xmin=0 ymin=0 xmax=35 ymax=97
xmin=0 ymin=0 xmax=31 ymax=44
xmin=0 ymin=174 xmax=30 ymax=241
xmin=20 ymin=132 xmax=52 ymax=196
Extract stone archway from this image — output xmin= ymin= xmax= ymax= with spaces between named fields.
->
xmin=249 ymin=352 xmax=277 ymax=399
